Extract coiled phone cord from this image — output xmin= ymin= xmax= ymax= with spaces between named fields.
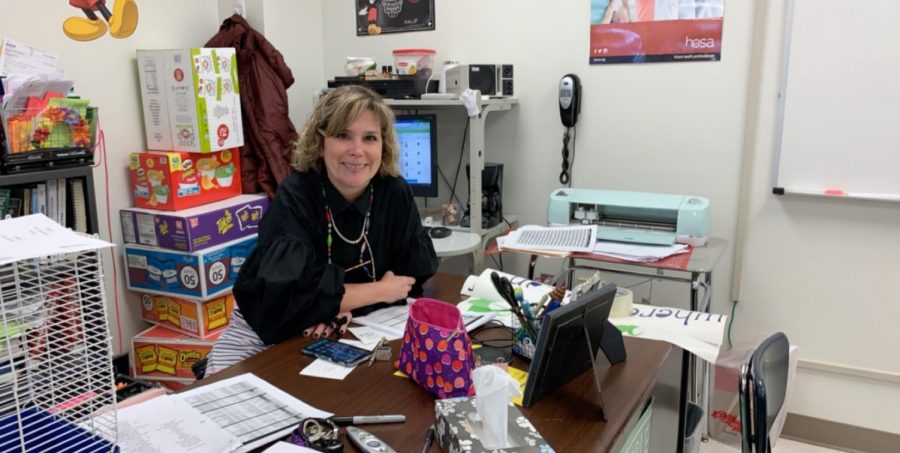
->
xmin=559 ymin=127 xmax=575 ymax=186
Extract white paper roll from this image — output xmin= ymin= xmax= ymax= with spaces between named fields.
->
xmin=610 ymin=287 xmax=634 ymax=318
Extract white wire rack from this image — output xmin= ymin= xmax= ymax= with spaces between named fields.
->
xmin=0 ymin=247 xmax=117 ymax=452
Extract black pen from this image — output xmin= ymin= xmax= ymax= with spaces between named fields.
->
xmin=421 ymin=425 xmax=435 ymax=453
xmin=331 ymin=414 xmax=406 ymax=425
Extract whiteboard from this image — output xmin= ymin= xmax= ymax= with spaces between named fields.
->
xmin=774 ymin=0 xmax=900 ymax=201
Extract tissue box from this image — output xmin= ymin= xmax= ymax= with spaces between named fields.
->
xmin=124 ymin=234 xmax=257 ymax=300
xmin=128 ymin=150 xmax=241 ymax=211
xmin=132 ymin=325 xmax=220 ymax=382
xmin=434 ymin=397 xmax=552 ymax=453
xmin=136 ymin=48 xmax=244 ymax=152
xmin=139 ymin=292 xmax=234 ymax=338
xmin=121 ymin=194 xmax=268 ymax=252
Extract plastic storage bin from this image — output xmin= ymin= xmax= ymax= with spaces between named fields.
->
xmin=392 ymin=49 xmax=436 ymax=77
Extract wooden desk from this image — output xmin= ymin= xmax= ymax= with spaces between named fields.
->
xmin=185 ymin=273 xmax=672 ymax=452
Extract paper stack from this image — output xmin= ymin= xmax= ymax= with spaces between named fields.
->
xmin=590 ymin=241 xmax=690 ymax=262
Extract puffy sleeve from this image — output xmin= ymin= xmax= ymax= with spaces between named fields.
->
xmin=233 ymin=240 xmax=344 ymax=345
xmin=233 ymin=176 xmax=343 ymax=345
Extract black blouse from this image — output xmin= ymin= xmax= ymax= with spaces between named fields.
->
xmin=234 ymin=170 xmax=439 ymax=345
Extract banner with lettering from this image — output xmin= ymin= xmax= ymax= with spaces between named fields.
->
xmin=609 ymin=303 xmax=727 ymax=363
xmin=589 ymin=0 xmax=725 ymax=64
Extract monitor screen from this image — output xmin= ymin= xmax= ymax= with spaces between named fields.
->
xmin=395 ymin=114 xmax=438 ymax=197
xmin=522 ymin=284 xmax=618 ymax=408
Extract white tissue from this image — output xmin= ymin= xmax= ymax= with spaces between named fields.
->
xmin=471 ymin=365 xmax=521 ymax=449
xmin=460 ymin=89 xmax=481 ymax=117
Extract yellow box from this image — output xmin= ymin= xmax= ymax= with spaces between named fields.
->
xmin=132 ymin=325 xmax=220 ymax=381
xmin=139 ymin=292 xmax=234 ymax=338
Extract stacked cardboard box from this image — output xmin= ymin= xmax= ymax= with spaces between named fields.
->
xmin=132 ymin=325 xmax=221 ymax=383
xmin=124 ymin=48 xmax=265 ymax=385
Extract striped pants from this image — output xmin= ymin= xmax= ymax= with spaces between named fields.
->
xmin=205 ymin=307 xmax=269 ymax=376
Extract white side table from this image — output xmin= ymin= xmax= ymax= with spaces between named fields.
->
xmin=431 ymin=231 xmax=482 ymax=258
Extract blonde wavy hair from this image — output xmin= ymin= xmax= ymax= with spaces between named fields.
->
xmin=292 ymin=85 xmax=399 ymax=177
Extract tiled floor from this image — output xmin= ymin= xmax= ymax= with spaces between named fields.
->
xmin=699 ymin=437 xmax=848 ymax=452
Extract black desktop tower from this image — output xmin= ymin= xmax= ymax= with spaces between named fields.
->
xmin=461 ymin=163 xmax=503 ymax=229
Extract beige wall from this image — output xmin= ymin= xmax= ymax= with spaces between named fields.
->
xmin=739 ymin=0 xmax=900 ymax=434
xmin=310 ymin=0 xmax=900 ymax=435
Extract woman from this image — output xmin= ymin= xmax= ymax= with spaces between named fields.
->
xmin=206 ymin=85 xmax=438 ymax=374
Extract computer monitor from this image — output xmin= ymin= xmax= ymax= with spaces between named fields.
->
xmin=395 ymin=114 xmax=438 ymax=198
xmin=521 ymin=283 xmax=625 ymax=417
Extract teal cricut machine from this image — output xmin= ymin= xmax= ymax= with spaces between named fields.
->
xmin=547 ymin=188 xmax=711 ymax=246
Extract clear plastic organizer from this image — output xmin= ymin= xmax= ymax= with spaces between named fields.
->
xmin=510 ymin=314 xmax=541 ymax=360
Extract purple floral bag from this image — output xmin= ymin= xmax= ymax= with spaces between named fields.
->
xmin=394 ymin=298 xmax=476 ymax=399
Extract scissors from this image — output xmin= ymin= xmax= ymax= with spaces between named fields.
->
xmin=490 ymin=272 xmax=537 ymax=341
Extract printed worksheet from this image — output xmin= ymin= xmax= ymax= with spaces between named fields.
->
xmin=176 ymin=373 xmax=332 ymax=452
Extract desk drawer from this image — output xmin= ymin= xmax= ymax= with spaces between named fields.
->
xmin=620 ymin=397 xmax=653 ymax=453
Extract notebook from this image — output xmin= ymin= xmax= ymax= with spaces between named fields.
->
xmin=68 ymin=178 xmax=87 ymax=233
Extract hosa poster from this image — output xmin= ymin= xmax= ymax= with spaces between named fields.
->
xmin=589 ymin=0 xmax=725 ymax=64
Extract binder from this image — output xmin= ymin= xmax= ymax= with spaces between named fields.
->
xmin=68 ymin=178 xmax=87 ymax=233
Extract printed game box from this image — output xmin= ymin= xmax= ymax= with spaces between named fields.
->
xmin=434 ymin=397 xmax=552 ymax=453
xmin=124 ymin=234 xmax=257 ymax=300
xmin=139 ymin=292 xmax=234 ymax=339
xmin=121 ymin=193 xmax=268 ymax=252
xmin=128 ymin=150 xmax=241 ymax=211
xmin=132 ymin=325 xmax=221 ymax=382
xmin=136 ymin=48 xmax=244 ymax=153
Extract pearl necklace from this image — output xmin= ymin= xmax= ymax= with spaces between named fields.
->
xmin=322 ymin=183 xmax=375 ymax=280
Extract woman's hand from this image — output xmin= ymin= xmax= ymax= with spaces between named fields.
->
xmin=378 ymin=271 xmax=416 ymax=302
xmin=303 ymin=311 xmax=352 ymax=339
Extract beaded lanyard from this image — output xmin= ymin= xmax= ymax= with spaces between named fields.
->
xmin=322 ymin=183 xmax=376 ymax=281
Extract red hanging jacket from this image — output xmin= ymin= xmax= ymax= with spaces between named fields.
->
xmin=206 ymin=14 xmax=297 ymax=197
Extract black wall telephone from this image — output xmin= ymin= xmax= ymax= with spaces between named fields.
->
xmin=559 ymin=74 xmax=581 ymax=127
xmin=558 ymin=74 xmax=581 ymax=185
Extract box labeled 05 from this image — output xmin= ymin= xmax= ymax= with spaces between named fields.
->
xmin=124 ymin=234 xmax=257 ymax=300
xmin=139 ymin=292 xmax=234 ymax=338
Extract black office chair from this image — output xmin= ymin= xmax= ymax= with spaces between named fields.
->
xmin=739 ymin=332 xmax=790 ymax=453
